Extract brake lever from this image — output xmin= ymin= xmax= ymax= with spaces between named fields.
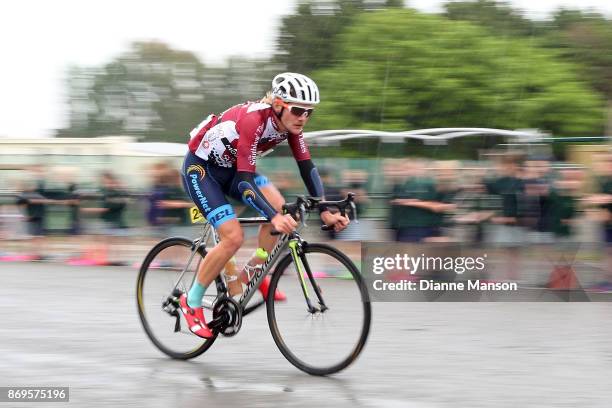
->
xmin=299 ymin=203 xmax=307 ymax=227
xmin=350 ymin=201 xmax=359 ymax=223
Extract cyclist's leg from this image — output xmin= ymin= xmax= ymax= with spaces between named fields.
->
xmin=181 ymin=153 xmax=243 ymax=296
xmin=225 ymin=170 xmax=286 ymax=299
xmin=234 ymin=173 xmax=287 ymax=299
xmin=196 ymin=219 xmax=243 ymax=285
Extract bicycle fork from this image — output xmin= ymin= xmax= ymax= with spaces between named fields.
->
xmin=288 ymin=240 xmax=328 ymax=314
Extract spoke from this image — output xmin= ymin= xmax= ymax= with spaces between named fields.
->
xmin=268 ymin=245 xmax=369 ymax=374
xmin=138 ymin=238 xmax=214 ymax=360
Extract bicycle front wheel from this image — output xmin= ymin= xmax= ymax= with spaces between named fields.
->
xmin=267 ymin=243 xmax=371 ymax=375
xmin=136 ymin=237 xmax=218 ymax=360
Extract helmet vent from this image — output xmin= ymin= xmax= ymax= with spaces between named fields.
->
xmin=288 ymin=84 xmax=297 ymax=98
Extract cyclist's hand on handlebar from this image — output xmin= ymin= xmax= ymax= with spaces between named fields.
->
xmin=321 ymin=210 xmax=350 ymax=233
xmin=271 ymin=213 xmax=297 ymax=234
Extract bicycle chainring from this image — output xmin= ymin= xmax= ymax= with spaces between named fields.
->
xmin=212 ymin=296 xmax=242 ymax=337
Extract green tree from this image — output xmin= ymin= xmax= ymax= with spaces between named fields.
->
xmin=59 ymin=41 xmax=207 ymax=140
xmin=442 ymin=3 xmax=612 ymax=134
xmin=307 ymin=10 xmax=604 ymax=145
xmin=547 ymin=10 xmax=612 ymax=134
xmin=274 ymin=0 xmax=404 ymax=73
xmin=550 ymin=8 xmax=607 ymax=30
xmin=444 ymin=0 xmax=540 ymax=37
xmin=58 ymin=41 xmax=274 ymax=142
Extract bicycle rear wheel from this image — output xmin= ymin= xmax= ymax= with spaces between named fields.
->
xmin=136 ymin=237 xmax=218 ymax=359
xmin=267 ymin=243 xmax=371 ymax=375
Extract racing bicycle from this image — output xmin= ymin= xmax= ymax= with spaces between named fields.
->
xmin=136 ymin=193 xmax=371 ymax=376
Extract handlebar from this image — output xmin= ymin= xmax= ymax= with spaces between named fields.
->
xmin=271 ymin=193 xmax=358 ymax=235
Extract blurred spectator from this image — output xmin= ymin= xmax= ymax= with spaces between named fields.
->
xmin=16 ymin=176 xmax=48 ymax=238
xmin=46 ymin=166 xmax=82 ymax=236
xmin=427 ymin=161 xmax=460 ymax=243
xmin=385 ymin=159 xmax=409 ymax=236
xmin=158 ymin=168 xmax=193 ymax=236
xmin=14 ymin=168 xmax=52 ymax=260
xmin=484 ymin=154 xmax=525 ymax=281
xmin=335 ymin=169 xmax=369 ymax=240
xmin=147 ymin=162 xmax=172 ymax=233
xmin=453 ymin=168 xmax=496 ymax=245
xmin=98 ymin=171 xmax=131 ymax=264
xmin=549 ymin=169 xmax=581 ymax=244
xmin=589 ymin=153 xmax=612 ymax=289
xmin=521 ymin=158 xmax=554 ymax=245
xmin=17 ymin=181 xmax=48 ymax=237
xmin=485 ymin=155 xmax=525 ymax=237
xmin=390 ymin=160 xmax=452 ymax=242
xmin=100 ymin=171 xmax=129 ymax=232
xmin=70 ymin=171 xmax=130 ymax=266
xmin=67 ymin=181 xmax=81 ymax=235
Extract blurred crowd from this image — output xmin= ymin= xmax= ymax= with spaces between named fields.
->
xmin=382 ymin=152 xmax=612 ymax=289
xmin=2 ymin=153 xmax=612 ymax=288
xmin=0 ymin=162 xmax=195 ymax=265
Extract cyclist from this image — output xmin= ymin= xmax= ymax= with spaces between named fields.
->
xmin=180 ymin=72 xmax=350 ymax=338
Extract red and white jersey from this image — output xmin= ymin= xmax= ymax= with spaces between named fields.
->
xmin=187 ymin=102 xmax=311 ymax=172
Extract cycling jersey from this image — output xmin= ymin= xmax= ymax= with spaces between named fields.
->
xmin=188 ymin=102 xmax=311 ymax=169
xmin=183 ymin=101 xmax=325 ymax=226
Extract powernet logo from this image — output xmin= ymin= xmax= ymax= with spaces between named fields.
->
xmin=186 ymin=164 xmax=206 ymax=181
xmin=372 ymin=253 xmax=487 ymax=275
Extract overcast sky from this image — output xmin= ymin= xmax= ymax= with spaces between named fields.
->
xmin=2 ymin=0 xmax=612 ymax=138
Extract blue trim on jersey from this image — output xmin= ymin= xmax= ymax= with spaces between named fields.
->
xmin=206 ymin=204 xmax=236 ymax=229
xmin=254 ymin=175 xmax=270 ymax=187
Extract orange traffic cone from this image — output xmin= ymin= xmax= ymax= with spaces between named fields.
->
xmin=547 ymin=264 xmax=578 ymax=289
xmin=68 ymin=243 xmax=109 ymax=266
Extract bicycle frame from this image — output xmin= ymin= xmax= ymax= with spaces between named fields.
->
xmin=177 ymin=216 xmax=306 ymax=314
xmin=171 ymin=192 xmax=357 ymax=318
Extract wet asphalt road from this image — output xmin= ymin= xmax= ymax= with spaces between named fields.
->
xmin=1 ymin=262 xmax=612 ymax=408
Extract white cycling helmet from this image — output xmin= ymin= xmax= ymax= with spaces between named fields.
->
xmin=271 ymin=72 xmax=320 ymax=105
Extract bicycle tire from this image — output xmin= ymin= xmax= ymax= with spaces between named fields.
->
xmin=136 ymin=237 xmax=218 ymax=360
xmin=267 ymin=243 xmax=371 ymax=375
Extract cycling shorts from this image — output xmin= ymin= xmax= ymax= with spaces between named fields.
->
xmin=181 ymin=151 xmax=270 ymax=229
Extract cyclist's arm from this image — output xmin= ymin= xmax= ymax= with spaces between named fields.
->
xmin=296 ymin=159 xmax=324 ymax=198
xmin=289 ymin=133 xmax=329 ymax=213
xmin=234 ymin=112 xmax=278 ymax=220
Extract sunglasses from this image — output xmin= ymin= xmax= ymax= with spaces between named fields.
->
xmin=281 ymin=102 xmax=314 ymax=118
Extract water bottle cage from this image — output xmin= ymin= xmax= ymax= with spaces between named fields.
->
xmin=244 ymin=264 xmax=260 ymax=281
